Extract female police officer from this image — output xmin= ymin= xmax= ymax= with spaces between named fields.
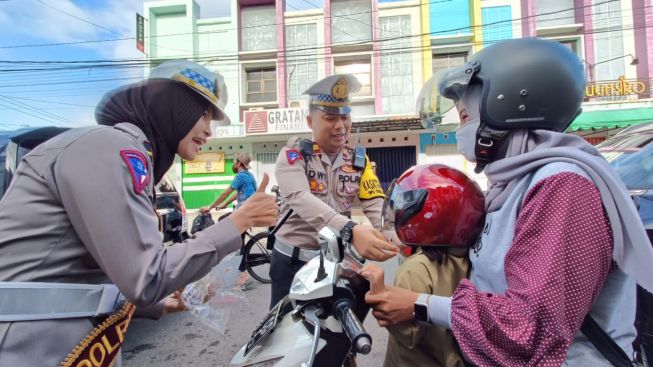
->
xmin=0 ymin=60 xmax=277 ymax=366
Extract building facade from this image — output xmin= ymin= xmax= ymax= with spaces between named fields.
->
xmin=143 ymin=0 xmax=653 ymax=208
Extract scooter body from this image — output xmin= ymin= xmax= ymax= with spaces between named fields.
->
xmin=230 ymin=227 xmax=372 ymax=367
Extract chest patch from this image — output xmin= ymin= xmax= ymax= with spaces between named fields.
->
xmin=120 ymin=150 xmax=150 ymax=195
xmin=309 ymin=179 xmax=326 ymax=193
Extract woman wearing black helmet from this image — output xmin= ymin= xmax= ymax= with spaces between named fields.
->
xmin=0 ymin=60 xmax=278 ymax=366
xmin=364 ymin=38 xmax=653 ymax=366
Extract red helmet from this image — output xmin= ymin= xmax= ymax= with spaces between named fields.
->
xmin=382 ymin=164 xmax=485 ymax=248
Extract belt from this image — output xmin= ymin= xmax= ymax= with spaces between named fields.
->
xmin=0 ymin=282 xmax=122 ymax=322
xmin=274 ymin=239 xmax=320 ymax=263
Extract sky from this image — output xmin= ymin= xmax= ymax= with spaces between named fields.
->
xmin=0 ymin=0 xmax=318 ymax=131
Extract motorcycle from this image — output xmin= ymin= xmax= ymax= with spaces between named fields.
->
xmin=229 ymin=227 xmax=373 ymax=367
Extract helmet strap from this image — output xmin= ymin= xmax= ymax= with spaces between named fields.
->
xmin=473 ymin=122 xmax=509 ymax=173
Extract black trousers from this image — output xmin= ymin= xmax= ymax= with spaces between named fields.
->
xmin=269 ymin=248 xmax=306 ymax=309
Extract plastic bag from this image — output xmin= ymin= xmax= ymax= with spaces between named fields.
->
xmin=181 ymin=252 xmax=248 ymax=334
xmin=191 ymin=213 xmax=215 ymax=234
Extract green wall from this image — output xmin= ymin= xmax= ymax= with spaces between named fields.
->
xmin=181 ymin=158 xmax=235 ymax=209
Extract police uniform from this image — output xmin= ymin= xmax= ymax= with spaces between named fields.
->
xmin=270 ymin=74 xmax=386 ymax=306
xmin=0 ymin=123 xmax=243 ymax=366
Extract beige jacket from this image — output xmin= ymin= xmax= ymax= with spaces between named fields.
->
xmin=384 ymin=250 xmax=469 ymax=367
xmin=274 ymin=137 xmax=385 ymax=250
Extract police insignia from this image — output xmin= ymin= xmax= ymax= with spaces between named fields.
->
xmin=341 ymin=165 xmax=357 ymax=173
xmin=120 ymin=150 xmax=150 ymax=194
xmin=286 ymin=149 xmax=303 ymax=165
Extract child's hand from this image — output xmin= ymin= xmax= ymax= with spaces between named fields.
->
xmin=358 ymin=264 xmax=387 ymax=294
xmin=359 ymin=264 xmax=419 ymax=327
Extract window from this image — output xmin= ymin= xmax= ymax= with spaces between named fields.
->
xmin=380 ymin=15 xmax=414 ymax=114
xmin=331 ymin=0 xmax=372 ymax=43
xmin=536 ymin=0 xmax=575 ymax=28
xmin=558 ymin=39 xmax=579 ymax=55
xmin=482 ymin=6 xmax=512 ymax=45
xmin=286 ymin=23 xmax=318 ymax=101
xmin=246 ymin=68 xmax=277 ymax=103
xmin=592 ymin=0 xmax=625 ymax=81
xmin=432 ymin=52 xmax=468 ymax=78
xmin=334 ymin=59 xmax=372 ymax=97
xmin=241 ymin=6 xmax=276 ymax=51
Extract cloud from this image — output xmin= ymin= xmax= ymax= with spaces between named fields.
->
xmin=0 ymin=0 xmax=146 ymax=59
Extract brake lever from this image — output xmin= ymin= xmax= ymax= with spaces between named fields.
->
xmin=347 ymin=242 xmax=366 ymax=264
xmin=301 ymin=305 xmax=323 ymax=367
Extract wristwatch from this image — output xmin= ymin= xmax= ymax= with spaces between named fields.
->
xmin=340 ymin=221 xmax=357 ymax=244
xmin=414 ymin=293 xmax=431 ymax=325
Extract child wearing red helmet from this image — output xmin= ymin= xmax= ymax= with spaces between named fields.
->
xmin=362 ymin=163 xmax=485 ymax=367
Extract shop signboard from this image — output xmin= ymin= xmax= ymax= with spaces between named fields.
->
xmin=185 ymin=152 xmax=225 ymax=174
xmin=585 ymin=76 xmax=649 ymax=98
xmin=244 ymin=108 xmax=311 ymax=135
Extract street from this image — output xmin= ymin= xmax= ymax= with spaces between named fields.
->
xmin=123 ymin=259 xmax=399 ymax=367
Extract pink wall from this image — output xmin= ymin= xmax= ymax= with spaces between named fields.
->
xmin=520 ymin=0 xmax=536 ymax=36
xmin=372 ymin=0 xmax=382 ymax=114
xmin=324 ymin=0 xmax=333 ymax=75
xmin=277 ymin=0 xmax=287 ymax=107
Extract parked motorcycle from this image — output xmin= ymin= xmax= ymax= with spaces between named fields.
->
xmin=230 ymin=227 xmax=373 ymax=367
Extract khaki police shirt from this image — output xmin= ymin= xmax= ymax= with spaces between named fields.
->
xmin=0 ymin=123 xmax=242 ymax=367
xmin=274 ymin=137 xmax=385 ymax=250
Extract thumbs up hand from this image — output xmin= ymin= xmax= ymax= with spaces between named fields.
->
xmin=358 ymin=264 xmax=387 ymax=295
xmin=230 ymin=173 xmax=278 ymax=232
xmin=359 ymin=263 xmax=420 ymax=327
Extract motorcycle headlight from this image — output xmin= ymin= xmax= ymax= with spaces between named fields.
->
xmin=244 ymin=357 xmax=283 ymax=367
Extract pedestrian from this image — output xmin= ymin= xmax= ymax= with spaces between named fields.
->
xmin=361 ymin=164 xmax=485 ymax=367
xmin=200 ymin=152 xmax=257 ymax=212
xmin=270 ymin=74 xmax=400 ymax=308
xmin=200 ymin=151 xmax=258 ymax=290
xmin=362 ymin=38 xmax=653 ymax=366
xmin=0 ymin=59 xmax=278 ymax=367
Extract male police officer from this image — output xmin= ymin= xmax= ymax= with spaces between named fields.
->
xmin=270 ymin=74 xmax=400 ymax=307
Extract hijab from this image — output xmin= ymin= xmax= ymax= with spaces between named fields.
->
xmin=95 ymin=79 xmax=208 ymax=183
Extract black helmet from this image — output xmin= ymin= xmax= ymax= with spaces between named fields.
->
xmin=439 ymin=38 xmax=586 ymax=132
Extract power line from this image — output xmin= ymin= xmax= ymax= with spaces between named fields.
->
xmin=0 ymin=0 xmax=628 ymax=64
xmin=0 ymin=0 xmax=608 ymax=51
xmin=0 ymin=20 xmax=648 ymax=93
xmin=2 ymin=14 xmax=647 ymax=78
xmin=0 ymin=0 xmax=454 ymax=49
xmin=0 ymin=100 xmax=70 ymax=126
xmin=0 ymin=1 xmax=645 ymax=96
xmin=34 ymin=0 xmax=123 ymax=36
xmin=0 ymin=95 xmax=78 ymax=125
xmin=0 ymin=96 xmax=96 ymax=107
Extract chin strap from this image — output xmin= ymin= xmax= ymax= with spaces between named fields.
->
xmin=473 ymin=123 xmax=509 ymax=173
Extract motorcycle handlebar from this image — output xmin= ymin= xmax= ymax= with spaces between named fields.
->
xmin=333 ymin=299 xmax=372 ymax=355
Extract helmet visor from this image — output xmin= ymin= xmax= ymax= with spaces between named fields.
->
xmin=438 ymin=60 xmax=480 ymax=103
xmin=381 ymin=179 xmax=428 ymax=233
xmin=416 ymin=73 xmax=456 ymax=129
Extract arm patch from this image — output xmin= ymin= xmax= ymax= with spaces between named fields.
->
xmin=286 ymin=149 xmax=303 ymax=165
xmin=120 ymin=149 xmax=150 ymax=194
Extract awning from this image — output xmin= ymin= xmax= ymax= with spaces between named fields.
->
xmin=568 ymin=108 xmax=653 ymax=131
